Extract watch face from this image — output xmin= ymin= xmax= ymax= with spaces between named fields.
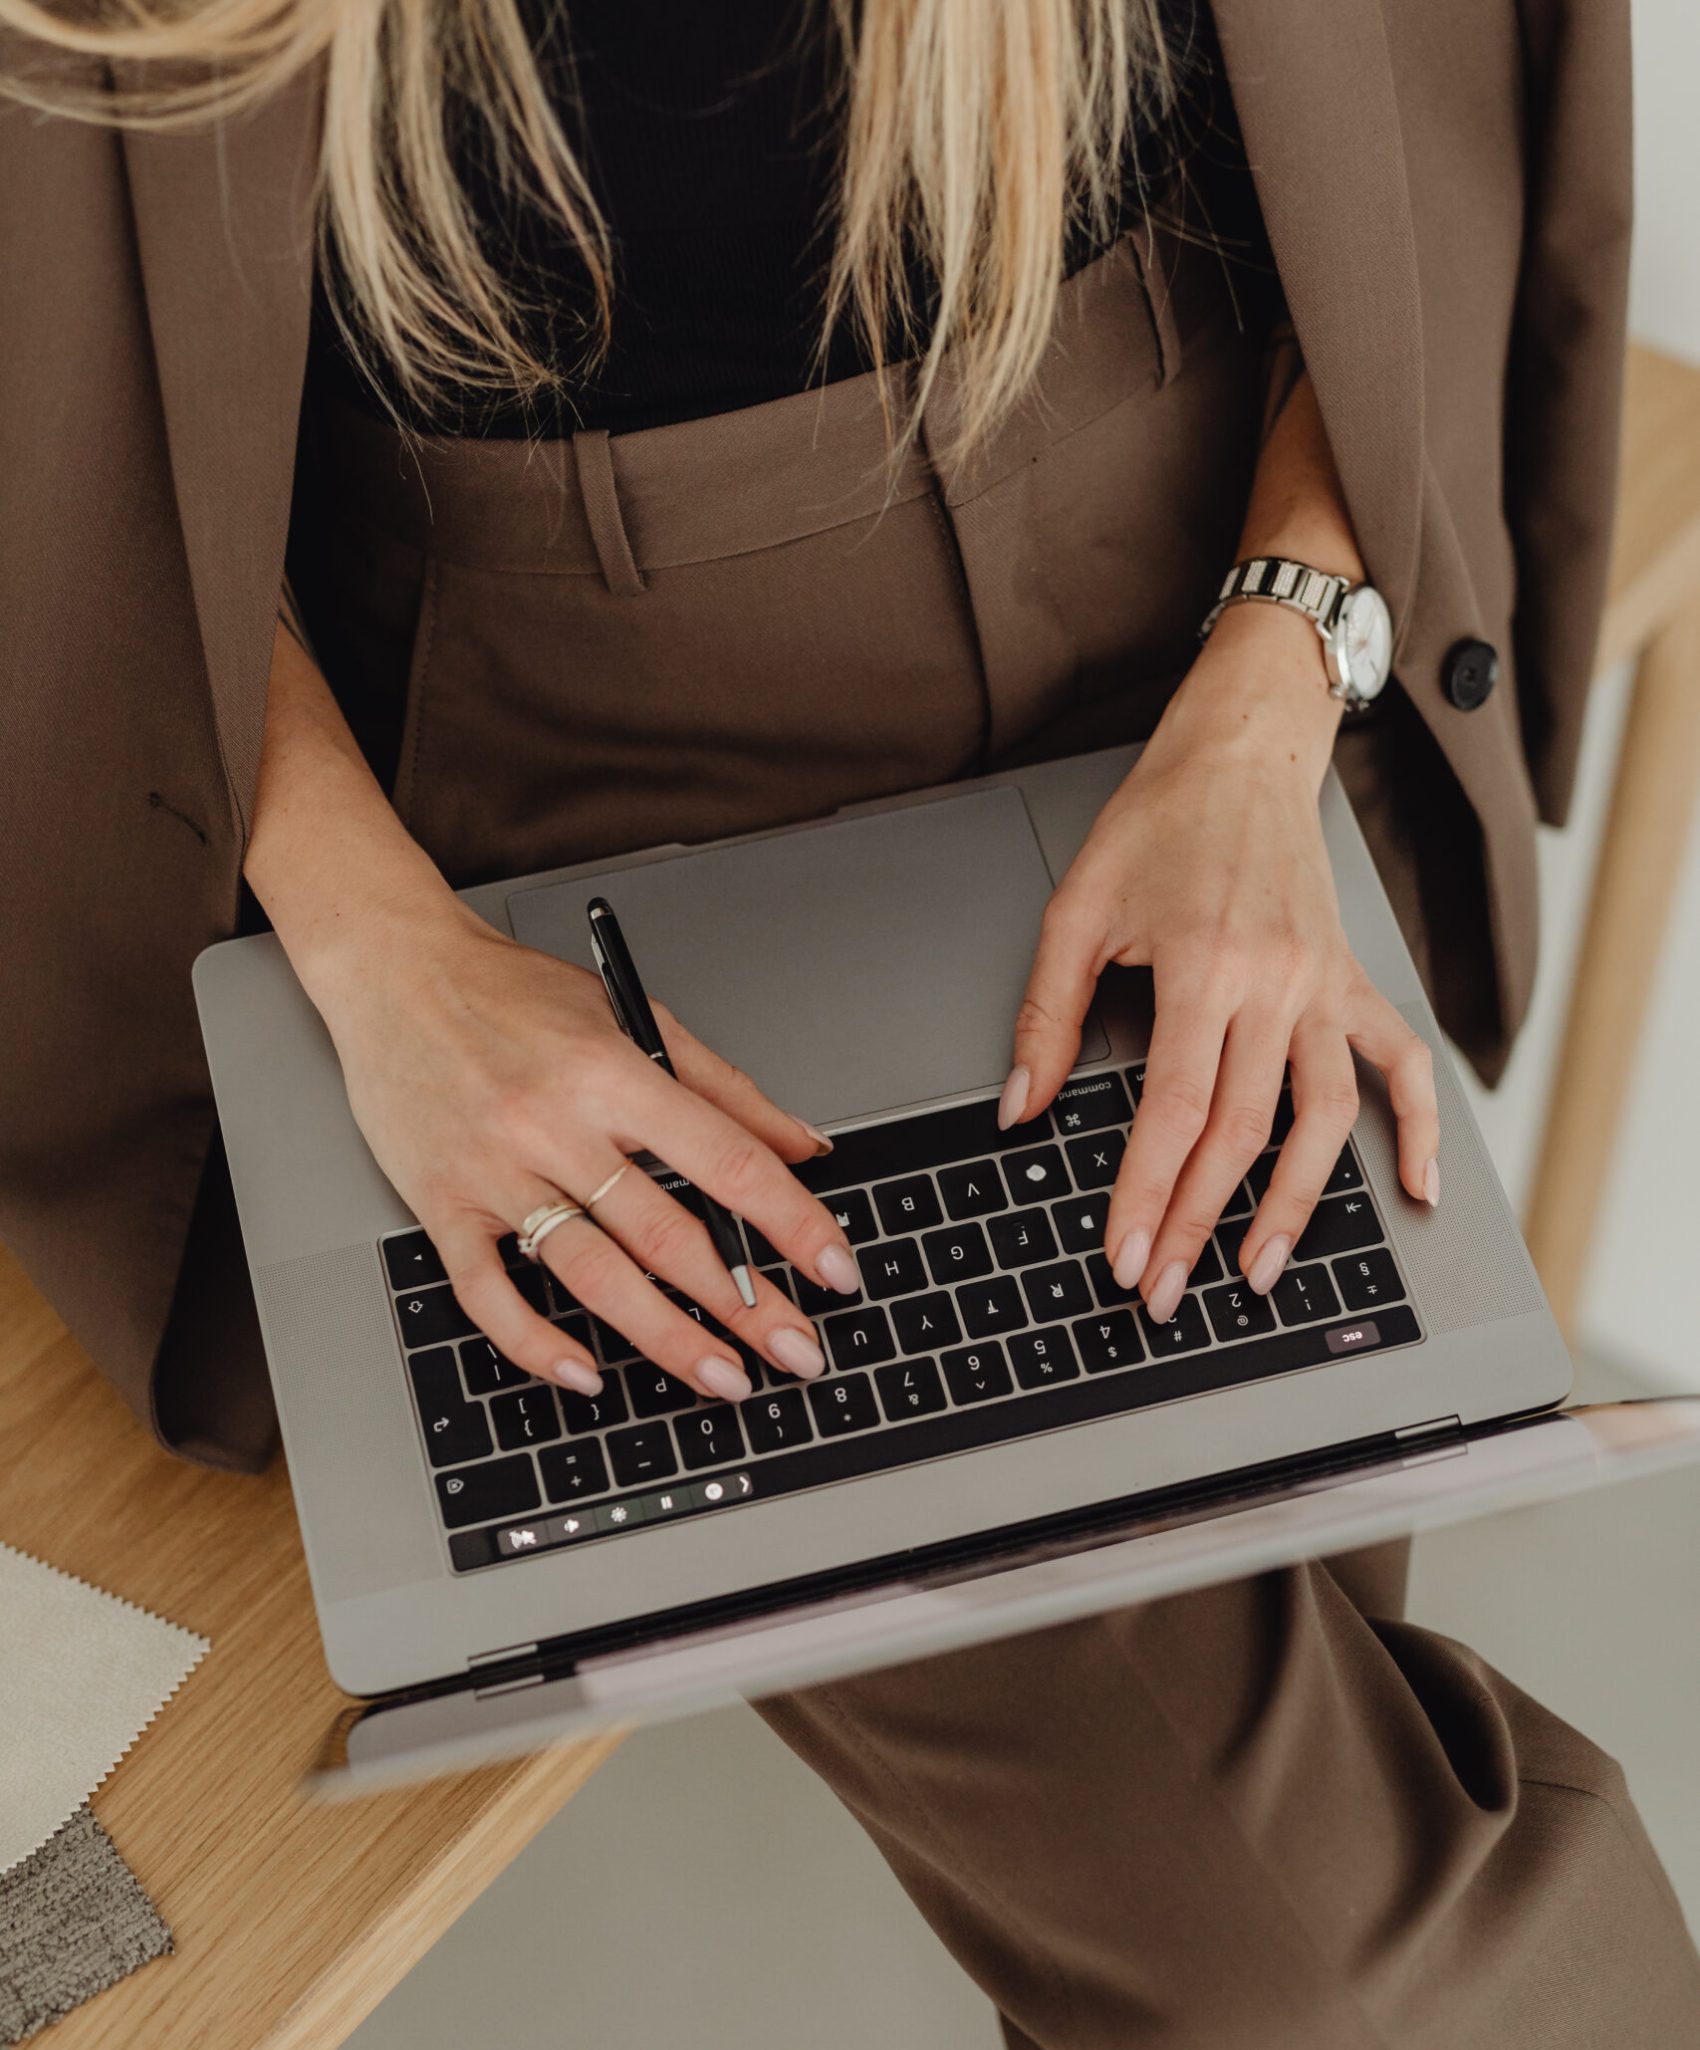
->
xmin=1335 ymin=585 xmax=1393 ymax=701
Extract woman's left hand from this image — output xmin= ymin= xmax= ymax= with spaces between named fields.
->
xmin=999 ymin=601 xmax=1441 ymax=1324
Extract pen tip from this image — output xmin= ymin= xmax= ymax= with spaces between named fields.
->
xmin=733 ymin=1263 xmax=758 ymax=1311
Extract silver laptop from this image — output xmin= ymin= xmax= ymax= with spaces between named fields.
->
xmin=194 ymin=742 xmax=1699 ymax=1788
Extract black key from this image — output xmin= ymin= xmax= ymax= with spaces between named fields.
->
xmin=1294 ymin=1194 xmax=1383 ymax=1261
xmin=1002 ymin=1144 xmax=1069 ymax=1206
xmin=559 ymin=1373 xmax=630 ymax=1434
xmin=394 ymin=1284 xmax=475 ymax=1349
xmin=1204 ymin=1282 xmax=1277 ymax=1343
xmin=590 ymin=1316 xmax=641 ymax=1365
xmin=550 ymin=1310 xmax=597 ymax=1361
xmin=937 ymin=1159 xmax=1008 ymax=1221
xmin=757 ymin=1264 xmax=798 ymax=1305
xmin=1019 ymin=1260 xmax=1094 ymax=1323
xmin=744 ymin=1387 xmax=815 ymax=1453
xmin=1189 ymin=1239 xmax=1224 ymax=1288
xmin=1071 ymin=1310 xmax=1144 ymax=1373
xmin=490 ymin=1385 xmax=562 ymax=1448
xmin=384 ymin=1230 xmax=444 ymax=1291
xmin=627 ymin=1361 xmax=700 ymax=1417
xmin=823 ymin=1304 xmax=896 ymax=1370
xmin=538 ymin=1437 xmax=611 ymax=1504
xmin=875 ymin=1357 xmax=948 ymax=1421
xmin=858 ymin=1237 xmax=929 ymax=1302
xmin=873 ymin=1176 xmax=943 ymax=1235
xmin=744 ymin=1219 xmax=782 ymax=1266
xmin=820 ymin=1189 xmax=880 ymax=1246
xmin=1246 ymin=1152 xmax=1278 ymax=1202
xmin=511 ymin=1265 xmax=550 ymax=1315
xmin=667 ymin=1301 xmax=764 ymax=1389
xmin=1332 ymin=1247 xmax=1406 ymax=1312
xmin=1271 ymin=1090 xmax=1295 ymax=1142
xmin=437 ymin=1453 xmax=539 ymax=1529
xmin=988 ymin=1207 xmax=1059 ymax=1269
xmin=1049 ymin=1070 xmax=1133 ymax=1136
xmin=409 ymin=1348 xmax=493 ymax=1467
xmin=1086 ymin=1251 xmax=1136 ymax=1308
xmin=956 ymin=1275 xmax=1027 ymax=1339
xmin=1053 ymin=1194 xmax=1110 ymax=1256
xmin=921 ymin=1222 xmax=993 ymax=1285
xmin=606 ymin=1423 xmax=680 ymax=1489
xmin=1138 ymin=1294 xmax=1212 ymax=1356
xmin=1008 ymin=1325 xmax=1080 ymax=1389
xmin=1272 ymin=1262 xmax=1343 ymax=1326
xmin=460 ymin=1336 xmax=532 ymax=1396
xmin=1065 ymin=1129 xmax=1126 ymax=1190
xmin=795 ymin=1096 xmax=1030 ymax=1197
xmin=794 ymin=1265 xmax=860 ymax=1316
xmin=677 ymin=1404 xmax=748 ymax=1472
xmin=496 ymin=1233 xmax=526 ymax=1270
xmin=891 ymin=1290 xmax=962 ymax=1355
xmin=1220 ymin=1178 xmax=1255 ymax=1219
xmin=808 ymin=1372 xmax=881 ymax=1437
xmin=1325 ymin=1145 xmax=1364 ymax=1196
xmin=941 ymin=1343 xmax=1013 ymax=1404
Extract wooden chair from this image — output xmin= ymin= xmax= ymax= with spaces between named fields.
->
xmin=2 ymin=341 xmax=1698 ymax=2049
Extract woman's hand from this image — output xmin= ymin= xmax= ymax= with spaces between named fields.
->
xmin=1001 ymin=601 xmax=1440 ymax=1324
xmin=311 ymin=894 xmax=859 ymax=1400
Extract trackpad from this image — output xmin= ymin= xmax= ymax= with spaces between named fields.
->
xmin=506 ymin=786 xmax=1108 ymax=1126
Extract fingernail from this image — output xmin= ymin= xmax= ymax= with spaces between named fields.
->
xmin=768 ymin=1325 xmax=826 ymax=1380
xmin=552 ymin=1357 xmax=603 ymax=1398
xmin=1111 ymin=1228 xmax=1151 ymax=1292
xmin=817 ymin=1243 xmax=861 ymax=1295
xmin=996 ymin=1064 xmax=1031 ymax=1131
xmin=698 ymin=1357 xmax=752 ymax=1403
xmin=1247 ymin=1234 xmax=1291 ymax=1295
xmin=796 ymin=1119 xmax=835 ymax=1156
xmin=1423 ymin=1158 xmax=1440 ymax=1208
xmin=1145 ymin=1259 xmax=1188 ymax=1325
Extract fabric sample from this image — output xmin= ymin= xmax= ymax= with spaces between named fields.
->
xmin=0 ymin=1806 xmax=172 ymax=2043
xmin=0 ymin=1542 xmax=207 ymax=1877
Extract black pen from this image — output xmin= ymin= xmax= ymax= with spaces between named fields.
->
xmin=586 ymin=896 xmax=758 ymax=1310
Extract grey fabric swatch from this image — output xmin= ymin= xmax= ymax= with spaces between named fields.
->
xmin=0 ymin=1806 xmax=171 ymax=2043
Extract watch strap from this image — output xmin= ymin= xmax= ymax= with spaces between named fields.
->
xmin=1200 ymin=557 xmax=1351 ymax=641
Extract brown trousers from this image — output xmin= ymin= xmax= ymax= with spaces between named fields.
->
xmin=288 ymin=230 xmax=1700 ymax=2046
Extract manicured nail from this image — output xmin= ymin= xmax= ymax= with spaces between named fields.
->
xmin=796 ymin=1119 xmax=835 ymax=1156
xmin=996 ymin=1064 xmax=1031 ymax=1131
xmin=817 ymin=1243 xmax=861 ymax=1295
xmin=1145 ymin=1259 xmax=1188 ymax=1324
xmin=552 ymin=1357 xmax=603 ymax=1398
xmin=699 ymin=1357 xmax=753 ymax=1402
xmin=769 ymin=1325 xmax=826 ymax=1380
xmin=1423 ymin=1158 xmax=1440 ymax=1208
xmin=1247 ymin=1235 xmax=1291 ymax=1295
xmin=1111 ymin=1228 xmax=1151 ymax=1292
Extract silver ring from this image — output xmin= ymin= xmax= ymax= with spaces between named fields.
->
xmin=583 ymin=1162 xmax=632 ymax=1214
xmin=516 ymin=1199 xmax=588 ymax=1261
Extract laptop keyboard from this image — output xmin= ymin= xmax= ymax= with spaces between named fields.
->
xmin=381 ymin=1064 xmax=1423 ymax=1572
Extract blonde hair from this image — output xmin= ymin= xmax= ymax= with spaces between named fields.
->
xmin=1 ymin=0 xmax=1173 ymax=462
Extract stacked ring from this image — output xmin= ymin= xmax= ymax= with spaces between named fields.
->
xmin=516 ymin=1198 xmax=588 ymax=1261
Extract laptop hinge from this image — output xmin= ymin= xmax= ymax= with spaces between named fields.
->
xmin=468 ymin=1640 xmax=538 ymax=1673
xmin=1395 ymin=1413 xmax=1462 ymax=1445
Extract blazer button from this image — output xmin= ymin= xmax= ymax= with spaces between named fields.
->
xmin=1443 ymin=638 xmax=1499 ymax=711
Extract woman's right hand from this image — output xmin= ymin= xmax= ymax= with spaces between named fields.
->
xmin=308 ymin=892 xmax=860 ymax=1403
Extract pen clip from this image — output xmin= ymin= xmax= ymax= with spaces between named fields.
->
xmin=590 ymin=931 xmax=637 ymax=1041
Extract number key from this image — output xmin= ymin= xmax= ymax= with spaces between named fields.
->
xmin=1008 ymin=1326 xmax=1080 ymax=1388
xmin=808 ymin=1373 xmax=881 ymax=1437
xmin=875 ymin=1358 xmax=948 ymax=1420
xmin=744 ymin=1388 xmax=815 ymax=1452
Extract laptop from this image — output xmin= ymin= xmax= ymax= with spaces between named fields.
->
xmin=193 ymin=741 xmax=1700 ymax=1788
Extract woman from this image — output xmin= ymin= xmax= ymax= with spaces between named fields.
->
xmin=4 ymin=0 xmax=1696 ymax=2041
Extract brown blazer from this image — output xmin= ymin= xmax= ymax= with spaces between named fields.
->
xmin=0 ymin=0 xmax=1631 ymax=1466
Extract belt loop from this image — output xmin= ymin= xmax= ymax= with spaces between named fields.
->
xmin=572 ymin=429 xmax=647 ymax=595
xmin=1125 ymin=220 xmax=1181 ymax=390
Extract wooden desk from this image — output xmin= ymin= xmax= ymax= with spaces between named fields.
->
xmin=1 ymin=342 xmax=1696 ymax=2050
xmin=0 ymin=1240 xmax=622 ymax=2050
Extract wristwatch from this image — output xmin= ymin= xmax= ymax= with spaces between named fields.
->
xmin=1200 ymin=557 xmax=1393 ymax=711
